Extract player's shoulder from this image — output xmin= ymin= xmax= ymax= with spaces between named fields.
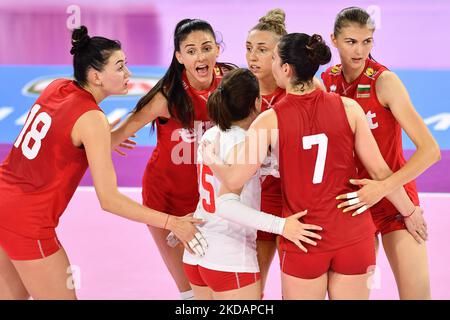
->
xmin=323 ymin=63 xmax=342 ymax=77
xmin=215 ymin=62 xmax=239 ymax=76
xmin=201 ymin=125 xmax=220 ymax=142
xmin=362 ymin=59 xmax=390 ymax=81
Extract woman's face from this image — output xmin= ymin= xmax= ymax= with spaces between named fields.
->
xmin=246 ymin=30 xmax=279 ymax=82
xmin=332 ymin=23 xmax=374 ymax=70
xmin=176 ymin=30 xmax=220 ymax=90
xmin=97 ymin=50 xmax=131 ymax=96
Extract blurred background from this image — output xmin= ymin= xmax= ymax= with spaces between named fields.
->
xmin=0 ymin=0 xmax=449 ymax=299
xmin=1 ymin=0 xmax=449 ymax=188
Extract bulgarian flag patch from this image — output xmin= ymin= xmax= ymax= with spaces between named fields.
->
xmin=357 ymin=84 xmax=371 ymax=98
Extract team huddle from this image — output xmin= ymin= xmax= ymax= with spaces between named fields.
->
xmin=0 ymin=7 xmax=440 ymax=300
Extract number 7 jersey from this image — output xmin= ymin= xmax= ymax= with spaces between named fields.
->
xmin=0 ymin=79 xmax=101 ymax=239
xmin=273 ymin=90 xmax=375 ymax=253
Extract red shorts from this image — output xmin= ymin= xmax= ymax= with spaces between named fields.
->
xmin=183 ymin=263 xmax=261 ymax=292
xmin=372 ymin=210 xmax=407 ymax=236
xmin=0 ymin=225 xmax=62 ymax=260
xmin=280 ymin=236 xmax=376 ymax=279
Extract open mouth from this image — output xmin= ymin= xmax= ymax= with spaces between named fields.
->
xmin=196 ymin=65 xmax=209 ymax=76
xmin=249 ymin=64 xmax=260 ymax=73
xmin=351 ymin=58 xmax=363 ymax=63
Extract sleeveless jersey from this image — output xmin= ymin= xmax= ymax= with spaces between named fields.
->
xmin=183 ymin=125 xmax=261 ymax=272
xmin=321 ymin=59 xmax=419 ymax=215
xmin=0 ymin=79 xmax=101 ymax=239
xmin=274 ymin=90 xmax=375 ymax=253
xmin=142 ymin=66 xmax=225 ymax=215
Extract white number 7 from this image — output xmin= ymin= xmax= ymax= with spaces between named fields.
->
xmin=302 ymin=133 xmax=328 ymax=184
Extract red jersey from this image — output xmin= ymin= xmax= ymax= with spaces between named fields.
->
xmin=142 ymin=66 xmax=225 ymax=215
xmin=321 ymin=59 xmax=419 ymax=216
xmin=0 ymin=79 xmax=101 ymax=239
xmin=260 ymin=87 xmax=285 ymax=215
xmin=274 ymin=90 xmax=375 ymax=253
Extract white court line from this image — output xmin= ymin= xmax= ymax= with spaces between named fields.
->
xmin=76 ymin=186 xmax=450 ymax=197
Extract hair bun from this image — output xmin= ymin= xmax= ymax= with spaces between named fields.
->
xmin=306 ymin=34 xmax=323 ymax=50
xmin=306 ymin=34 xmax=331 ymax=65
xmin=259 ymin=8 xmax=286 ymax=26
xmin=70 ymin=26 xmax=91 ymax=55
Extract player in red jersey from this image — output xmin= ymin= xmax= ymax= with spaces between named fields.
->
xmin=202 ymin=33 xmax=418 ymax=299
xmin=112 ymin=19 xmax=235 ymax=300
xmin=321 ymin=7 xmax=440 ymax=299
xmin=245 ymin=9 xmax=327 ymax=296
xmin=183 ymin=68 xmax=319 ymax=300
xmin=245 ymin=8 xmax=288 ymax=296
xmin=0 ymin=26 xmax=205 ymax=300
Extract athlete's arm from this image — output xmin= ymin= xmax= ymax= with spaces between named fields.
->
xmin=375 ymin=71 xmax=440 ymax=191
xmin=214 ymin=146 xmax=322 ymax=253
xmin=340 ymin=98 xmax=416 ymax=215
xmin=111 ymin=92 xmax=170 ymax=149
xmin=203 ymin=109 xmax=278 ymax=190
xmin=340 ymin=98 xmax=427 ymax=242
xmin=72 ymin=110 xmax=207 ymax=255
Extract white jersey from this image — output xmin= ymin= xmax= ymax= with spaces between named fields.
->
xmin=183 ymin=125 xmax=262 ymax=273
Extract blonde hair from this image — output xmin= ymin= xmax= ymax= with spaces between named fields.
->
xmin=251 ymin=8 xmax=287 ymax=37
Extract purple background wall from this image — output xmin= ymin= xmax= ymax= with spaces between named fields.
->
xmin=1 ymin=1 xmax=448 ymax=190
xmin=1 ymin=0 xmax=450 ymax=69
xmin=0 ymin=0 xmax=161 ymax=65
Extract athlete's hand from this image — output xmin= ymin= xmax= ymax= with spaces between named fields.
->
xmin=200 ymin=133 xmax=221 ymax=166
xmin=404 ymin=206 xmax=428 ymax=244
xmin=166 ymin=212 xmax=197 ymax=248
xmin=282 ymin=210 xmax=323 ymax=253
xmin=167 ymin=215 xmax=208 ymax=256
xmin=335 ymin=179 xmax=386 ymax=216
xmin=110 ymin=118 xmax=137 ymax=156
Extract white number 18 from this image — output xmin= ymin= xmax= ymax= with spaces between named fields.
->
xmin=14 ymin=104 xmax=52 ymax=160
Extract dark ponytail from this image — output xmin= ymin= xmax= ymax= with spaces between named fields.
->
xmin=277 ymin=33 xmax=331 ymax=86
xmin=70 ymin=26 xmax=121 ymax=86
xmin=133 ymin=19 xmax=233 ymax=129
xmin=207 ymin=68 xmax=259 ymax=131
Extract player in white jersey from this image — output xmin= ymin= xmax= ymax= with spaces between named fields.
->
xmin=181 ymin=68 xmax=323 ymax=300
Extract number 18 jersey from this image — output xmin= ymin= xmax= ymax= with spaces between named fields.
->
xmin=0 ymin=79 xmax=101 ymax=239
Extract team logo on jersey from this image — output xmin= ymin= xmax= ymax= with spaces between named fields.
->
xmin=22 ymin=75 xmax=160 ymax=96
xmin=364 ymin=67 xmax=377 ymax=79
xmin=356 ymin=84 xmax=371 ymax=98
xmin=365 ymin=110 xmax=379 ymax=129
xmin=330 ymin=84 xmax=337 ymax=92
xmin=330 ymin=65 xmax=341 ymax=75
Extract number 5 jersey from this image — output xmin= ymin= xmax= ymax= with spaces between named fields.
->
xmin=183 ymin=125 xmax=267 ymax=273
